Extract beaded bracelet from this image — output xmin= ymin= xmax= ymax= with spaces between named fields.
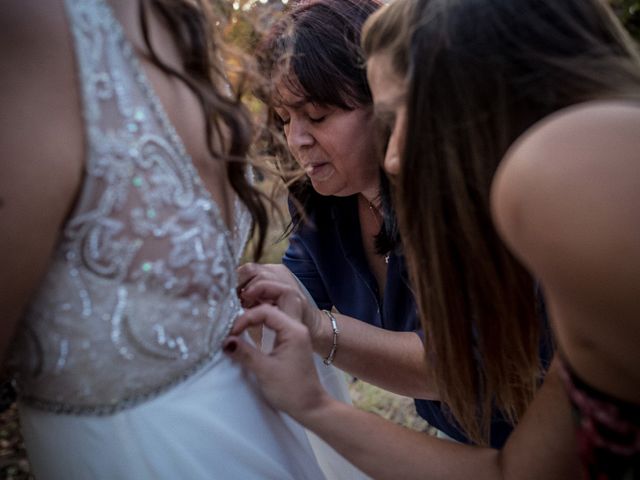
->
xmin=321 ymin=309 xmax=339 ymax=366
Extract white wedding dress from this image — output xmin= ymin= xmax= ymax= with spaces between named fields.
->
xmin=9 ymin=1 xmax=367 ymax=478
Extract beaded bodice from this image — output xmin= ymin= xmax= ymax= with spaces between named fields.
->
xmin=9 ymin=0 xmax=251 ymax=414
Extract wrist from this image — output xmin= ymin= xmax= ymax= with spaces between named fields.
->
xmin=309 ymin=308 xmax=329 ymax=351
xmin=309 ymin=309 xmax=340 ymax=365
xmin=292 ymin=389 xmax=338 ymax=427
xmin=320 ymin=310 xmax=339 ymax=366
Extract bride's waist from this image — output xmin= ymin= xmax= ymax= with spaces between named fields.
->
xmin=10 ymin=287 xmax=242 ymax=415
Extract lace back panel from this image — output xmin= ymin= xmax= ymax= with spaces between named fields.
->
xmin=9 ymin=0 xmax=251 ymax=414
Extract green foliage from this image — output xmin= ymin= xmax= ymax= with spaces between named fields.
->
xmin=219 ymin=1 xmax=640 ymax=44
xmin=614 ymin=0 xmax=640 ymax=40
xmin=214 ymin=0 xmax=286 ymax=53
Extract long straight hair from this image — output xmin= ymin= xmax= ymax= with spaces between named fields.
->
xmin=365 ymin=0 xmax=640 ymax=445
xmin=141 ymin=0 xmax=270 ymax=259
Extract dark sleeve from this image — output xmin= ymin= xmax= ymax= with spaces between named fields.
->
xmin=283 ymin=232 xmax=333 ymax=311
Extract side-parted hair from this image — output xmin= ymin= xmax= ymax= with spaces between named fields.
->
xmin=364 ymin=0 xmax=640 ymax=445
xmin=142 ymin=0 xmax=270 ymax=259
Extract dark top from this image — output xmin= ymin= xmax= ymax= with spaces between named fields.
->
xmin=558 ymin=355 xmax=640 ymax=479
xmin=283 ymin=194 xmax=525 ymax=447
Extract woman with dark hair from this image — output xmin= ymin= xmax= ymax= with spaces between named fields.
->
xmin=239 ymin=0 xmax=433 ymax=433
xmin=226 ymin=0 xmax=640 ymax=478
xmin=0 ymin=0 xmax=332 ymax=478
xmin=239 ymin=0 xmax=552 ymax=449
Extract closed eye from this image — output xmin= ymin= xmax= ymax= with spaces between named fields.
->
xmin=308 ymin=114 xmax=327 ymax=124
xmin=307 ymin=103 xmax=334 ymax=124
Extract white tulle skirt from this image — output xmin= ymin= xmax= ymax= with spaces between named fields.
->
xmin=19 ymin=342 xmax=368 ymax=480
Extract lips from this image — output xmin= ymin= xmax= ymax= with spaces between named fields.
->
xmin=304 ymin=162 xmax=327 ymax=174
xmin=304 ymin=162 xmax=333 ymax=181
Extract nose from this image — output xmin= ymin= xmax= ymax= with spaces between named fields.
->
xmin=383 ymin=134 xmax=400 ymax=175
xmin=383 ymin=112 xmax=405 ymax=176
xmin=285 ymin=117 xmax=314 ymax=153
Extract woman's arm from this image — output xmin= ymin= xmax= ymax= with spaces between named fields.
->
xmin=225 ymin=305 xmax=579 ymax=480
xmin=0 ymin=0 xmax=84 ymax=365
xmin=492 ymin=100 xmax=640 ymax=403
xmin=315 ymin=310 xmax=432 ymax=399
xmin=237 ymin=266 xmax=437 ymax=399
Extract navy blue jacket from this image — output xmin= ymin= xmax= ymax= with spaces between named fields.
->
xmin=283 ymin=194 xmax=523 ymax=447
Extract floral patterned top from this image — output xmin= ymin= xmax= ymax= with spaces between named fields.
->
xmin=559 ymin=357 xmax=640 ymax=479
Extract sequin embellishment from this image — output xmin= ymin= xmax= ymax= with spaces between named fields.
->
xmin=8 ymin=0 xmax=251 ymax=414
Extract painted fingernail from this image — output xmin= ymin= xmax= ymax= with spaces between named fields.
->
xmin=223 ymin=340 xmax=237 ymax=354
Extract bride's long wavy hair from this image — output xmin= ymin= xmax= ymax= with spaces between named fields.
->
xmin=140 ymin=0 xmax=269 ymax=259
xmin=364 ymin=0 xmax=640 ymax=445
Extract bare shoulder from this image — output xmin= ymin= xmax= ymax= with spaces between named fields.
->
xmin=492 ymin=100 xmax=640 ymax=213
xmin=0 ymin=0 xmax=83 ymax=198
xmin=495 ymin=101 xmax=639 ymax=188
xmin=1 ymin=0 xmax=68 ymax=49
xmin=492 ymin=102 xmax=640 ymax=398
xmin=0 ymin=0 xmax=81 ymax=142
xmin=0 ymin=0 xmax=83 ymax=226
xmin=0 ymin=0 xmax=84 ymax=362
xmin=491 ymin=99 xmax=640 ymax=293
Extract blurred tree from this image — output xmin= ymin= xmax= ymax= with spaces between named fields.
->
xmin=218 ymin=0 xmax=640 ymax=47
xmin=212 ymin=0 xmax=287 ymax=52
xmin=613 ymin=0 xmax=640 ymax=40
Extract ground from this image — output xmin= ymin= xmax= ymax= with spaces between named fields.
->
xmin=0 ymin=405 xmax=30 ymax=480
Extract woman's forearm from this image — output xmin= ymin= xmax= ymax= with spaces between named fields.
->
xmin=236 ymin=265 xmax=433 ymax=397
xmin=295 ymin=359 xmax=579 ymax=480
xmin=298 ymin=393 xmax=502 ymax=480
xmin=312 ymin=312 xmax=437 ymax=399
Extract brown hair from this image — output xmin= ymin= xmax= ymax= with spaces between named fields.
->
xmin=364 ymin=0 xmax=640 ymax=445
xmin=141 ymin=0 xmax=270 ymax=259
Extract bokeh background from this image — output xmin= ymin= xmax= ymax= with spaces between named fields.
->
xmin=1 ymin=1 xmax=638 ymax=478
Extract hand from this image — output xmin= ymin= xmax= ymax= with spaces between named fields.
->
xmin=237 ymin=263 xmax=299 ymax=307
xmin=237 ymin=264 xmax=325 ymax=342
xmin=224 ymin=304 xmax=330 ymax=420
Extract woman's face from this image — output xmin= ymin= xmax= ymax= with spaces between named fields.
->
xmin=366 ymin=53 xmax=407 ymax=176
xmin=274 ymin=80 xmax=380 ymax=198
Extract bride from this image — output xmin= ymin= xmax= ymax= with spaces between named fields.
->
xmin=0 ymin=0 xmax=364 ymax=478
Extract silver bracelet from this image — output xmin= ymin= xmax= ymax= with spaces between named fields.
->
xmin=321 ymin=309 xmax=339 ymax=366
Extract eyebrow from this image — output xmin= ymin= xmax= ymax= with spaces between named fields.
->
xmin=274 ymin=96 xmax=310 ymax=110
xmin=284 ymin=100 xmax=308 ymax=109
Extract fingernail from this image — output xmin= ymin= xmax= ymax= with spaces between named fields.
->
xmin=223 ymin=339 xmax=237 ymax=354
